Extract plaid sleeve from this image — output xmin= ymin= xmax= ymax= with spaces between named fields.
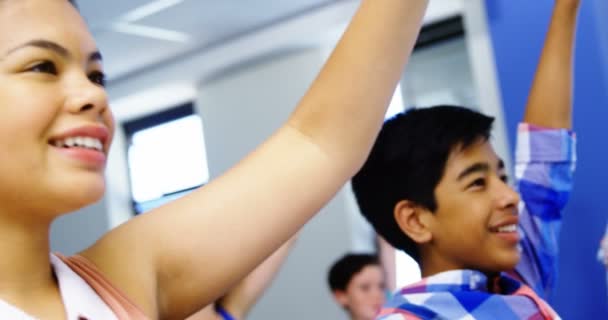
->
xmin=510 ymin=123 xmax=576 ymax=300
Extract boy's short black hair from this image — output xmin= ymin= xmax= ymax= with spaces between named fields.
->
xmin=351 ymin=106 xmax=494 ymax=262
xmin=328 ymin=253 xmax=380 ymax=291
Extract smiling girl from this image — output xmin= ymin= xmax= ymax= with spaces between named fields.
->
xmin=0 ymin=0 xmax=429 ymax=319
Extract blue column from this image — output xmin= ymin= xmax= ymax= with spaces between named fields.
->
xmin=485 ymin=0 xmax=608 ymax=318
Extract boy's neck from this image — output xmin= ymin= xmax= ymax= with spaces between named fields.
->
xmin=419 ymin=250 xmax=504 ymax=284
xmin=419 ymin=247 xmax=463 ymax=278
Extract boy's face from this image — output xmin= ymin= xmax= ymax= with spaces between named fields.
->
xmin=333 ymin=265 xmax=386 ymax=320
xmin=426 ymin=140 xmax=521 ymax=274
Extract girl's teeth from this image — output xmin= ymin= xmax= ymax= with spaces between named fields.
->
xmin=65 ymin=138 xmax=76 ymax=147
xmin=53 ymin=136 xmax=103 ymax=151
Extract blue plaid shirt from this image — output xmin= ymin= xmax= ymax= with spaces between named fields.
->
xmin=378 ymin=124 xmax=576 ymax=320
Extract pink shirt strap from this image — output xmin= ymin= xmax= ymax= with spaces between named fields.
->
xmin=55 ymin=253 xmax=150 ymax=320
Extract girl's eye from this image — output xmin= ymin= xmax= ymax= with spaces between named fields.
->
xmin=88 ymin=71 xmax=106 ymax=87
xmin=28 ymin=61 xmax=58 ymax=75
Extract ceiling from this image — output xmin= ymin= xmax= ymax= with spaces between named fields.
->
xmin=78 ymin=0 xmax=341 ymax=81
xmin=77 ymin=0 xmax=464 ymax=82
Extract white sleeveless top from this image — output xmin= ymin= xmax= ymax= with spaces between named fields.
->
xmin=0 ymin=254 xmax=118 ymax=320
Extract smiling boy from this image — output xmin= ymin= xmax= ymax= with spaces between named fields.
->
xmin=351 ymin=0 xmax=580 ymax=319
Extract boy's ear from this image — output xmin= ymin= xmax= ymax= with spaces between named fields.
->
xmin=332 ymin=290 xmax=349 ymax=308
xmin=394 ymin=200 xmax=432 ymax=244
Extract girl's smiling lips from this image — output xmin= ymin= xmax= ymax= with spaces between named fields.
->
xmin=48 ymin=125 xmax=110 ymax=168
xmin=49 ymin=124 xmax=110 ymax=153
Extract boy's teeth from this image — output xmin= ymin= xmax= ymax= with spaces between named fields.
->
xmin=497 ymin=224 xmax=517 ymax=233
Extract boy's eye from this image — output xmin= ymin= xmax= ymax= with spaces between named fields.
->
xmin=468 ymin=178 xmax=486 ymax=189
xmin=88 ymin=71 xmax=106 ymax=87
xmin=27 ymin=61 xmax=58 ymax=75
xmin=500 ymin=174 xmax=509 ymax=184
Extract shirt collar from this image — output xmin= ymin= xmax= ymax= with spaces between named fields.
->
xmin=398 ymin=269 xmax=522 ymax=295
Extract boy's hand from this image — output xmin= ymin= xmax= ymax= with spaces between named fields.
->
xmin=556 ymin=0 xmax=581 ymax=10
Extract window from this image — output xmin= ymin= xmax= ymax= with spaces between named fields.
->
xmin=122 ymin=103 xmax=209 ymax=214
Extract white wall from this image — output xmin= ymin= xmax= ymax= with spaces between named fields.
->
xmin=50 ymin=201 xmax=109 ymax=255
xmin=197 ymin=48 xmax=352 ymax=320
xmin=462 ymin=0 xmax=511 ymax=170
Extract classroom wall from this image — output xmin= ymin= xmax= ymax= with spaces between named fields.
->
xmin=50 ymin=201 xmax=109 ymax=256
xmin=196 ymin=48 xmax=354 ymax=320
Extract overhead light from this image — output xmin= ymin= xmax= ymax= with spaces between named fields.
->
xmin=112 ymin=22 xmax=191 ymax=43
xmin=121 ymin=0 xmax=185 ymax=23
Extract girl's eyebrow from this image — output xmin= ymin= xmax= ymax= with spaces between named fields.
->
xmin=5 ymin=39 xmax=102 ymax=62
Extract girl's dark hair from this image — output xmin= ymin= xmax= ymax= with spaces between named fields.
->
xmin=328 ymin=253 xmax=380 ymax=291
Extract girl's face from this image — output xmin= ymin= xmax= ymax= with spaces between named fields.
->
xmin=0 ymin=0 xmax=114 ymax=218
xmin=335 ymin=265 xmax=386 ymax=320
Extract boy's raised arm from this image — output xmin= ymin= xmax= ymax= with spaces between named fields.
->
xmin=514 ymin=0 xmax=580 ymax=298
xmin=523 ymin=0 xmax=580 ymax=128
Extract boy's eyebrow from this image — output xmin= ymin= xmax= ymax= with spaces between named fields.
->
xmin=457 ymin=162 xmax=489 ymax=181
xmin=5 ymin=39 xmax=102 ymax=62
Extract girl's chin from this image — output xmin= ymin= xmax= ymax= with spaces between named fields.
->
xmin=51 ymin=185 xmax=106 ymax=212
